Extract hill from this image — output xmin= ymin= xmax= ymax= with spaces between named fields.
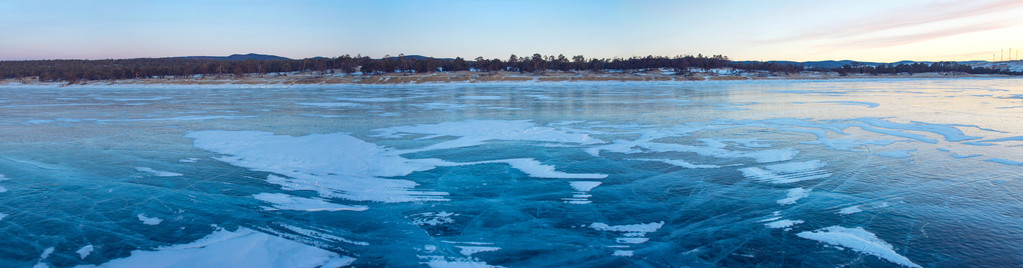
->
xmin=171 ymin=53 xmax=290 ymax=61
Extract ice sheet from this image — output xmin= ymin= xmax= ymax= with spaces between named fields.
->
xmin=797 ymin=226 xmax=921 ymax=268
xmin=83 ymin=228 xmax=354 ymax=268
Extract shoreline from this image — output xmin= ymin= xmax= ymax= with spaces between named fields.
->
xmin=1 ymin=70 xmax=1016 ymax=87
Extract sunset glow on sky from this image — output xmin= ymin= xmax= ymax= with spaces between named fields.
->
xmin=1 ymin=0 xmax=1021 ymax=62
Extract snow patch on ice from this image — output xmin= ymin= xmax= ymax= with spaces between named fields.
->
xmin=335 ymin=97 xmax=404 ymax=102
xmin=797 ymin=226 xmax=921 ymax=268
xmin=86 ymin=227 xmax=355 ymax=268
xmin=411 ymin=211 xmax=457 ymax=226
xmin=295 ymin=102 xmax=363 ymax=108
xmin=590 ymin=221 xmax=662 ymax=254
xmin=375 ymin=120 xmax=601 ymax=153
xmin=564 ymin=181 xmax=602 ymax=204
xmin=764 ymin=219 xmax=804 ymax=229
xmin=77 ymin=245 xmax=94 ymax=259
xmin=187 ymin=131 xmax=450 ymax=203
xmin=985 ymin=158 xmax=1023 ymax=166
xmin=590 ymin=221 xmax=664 ymax=234
xmin=459 ymin=95 xmax=502 ymax=100
xmin=456 ymin=246 xmax=501 ymax=256
xmin=629 ymin=158 xmax=721 ymax=169
xmin=279 ymin=224 xmax=369 ymax=246
xmin=839 ymin=206 xmax=863 ymax=215
xmin=777 ymin=188 xmax=810 ymax=205
xmin=462 ymin=158 xmax=607 ymax=179
xmin=134 ymin=167 xmax=183 ymax=177
xmin=740 ymin=160 xmax=831 ymax=184
xmin=253 ymin=193 xmax=368 ymax=212
xmin=818 ymin=101 xmax=879 ymax=108
xmin=419 ymin=255 xmax=503 ymax=268
xmin=137 ymin=214 xmax=163 ymax=225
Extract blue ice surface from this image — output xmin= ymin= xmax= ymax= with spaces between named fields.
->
xmin=0 ymin=78 xmax=1022 ymax=267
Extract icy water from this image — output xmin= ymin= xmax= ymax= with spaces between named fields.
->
xmin=1 ymin=79 xmax=1022 ymax=267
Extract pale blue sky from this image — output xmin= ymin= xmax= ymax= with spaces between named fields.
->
xmin=2 ymin=0 xmax=1021 ymax=61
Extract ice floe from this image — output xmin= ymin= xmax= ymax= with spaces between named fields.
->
xmin=253 ymin=193 xmax=368 ymax=212
xmin=797 ymin=226 xmax=921 ymax=268
xmin=740 ymin=160 xmax=831 ymax=184
xmin=83 ymin=227 xmax=355 ymax=268
xmin=134 ymin=167 xmax=183 ymax=177
xmin=0 ymin=213 xmax=7 ymax=221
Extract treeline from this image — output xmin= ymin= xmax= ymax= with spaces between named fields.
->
xmin=0 ymin=53 xmax=1016 ymax=82
xmin=821 ymin=61 xmax=1012 ymax=75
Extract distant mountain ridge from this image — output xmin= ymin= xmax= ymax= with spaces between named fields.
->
xmin=170 ymin=53 xmax=290 ymax=61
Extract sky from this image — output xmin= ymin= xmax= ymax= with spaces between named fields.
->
xmin=1 ymin=0 xmax=1021 ymax=62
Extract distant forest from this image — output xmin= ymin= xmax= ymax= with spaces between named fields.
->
xmin=0 ymin=53 xmax=1017 ymax=82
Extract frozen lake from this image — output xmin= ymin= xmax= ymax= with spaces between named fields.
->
xmin=1 ymin=78 xmax=1022 ymax=267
